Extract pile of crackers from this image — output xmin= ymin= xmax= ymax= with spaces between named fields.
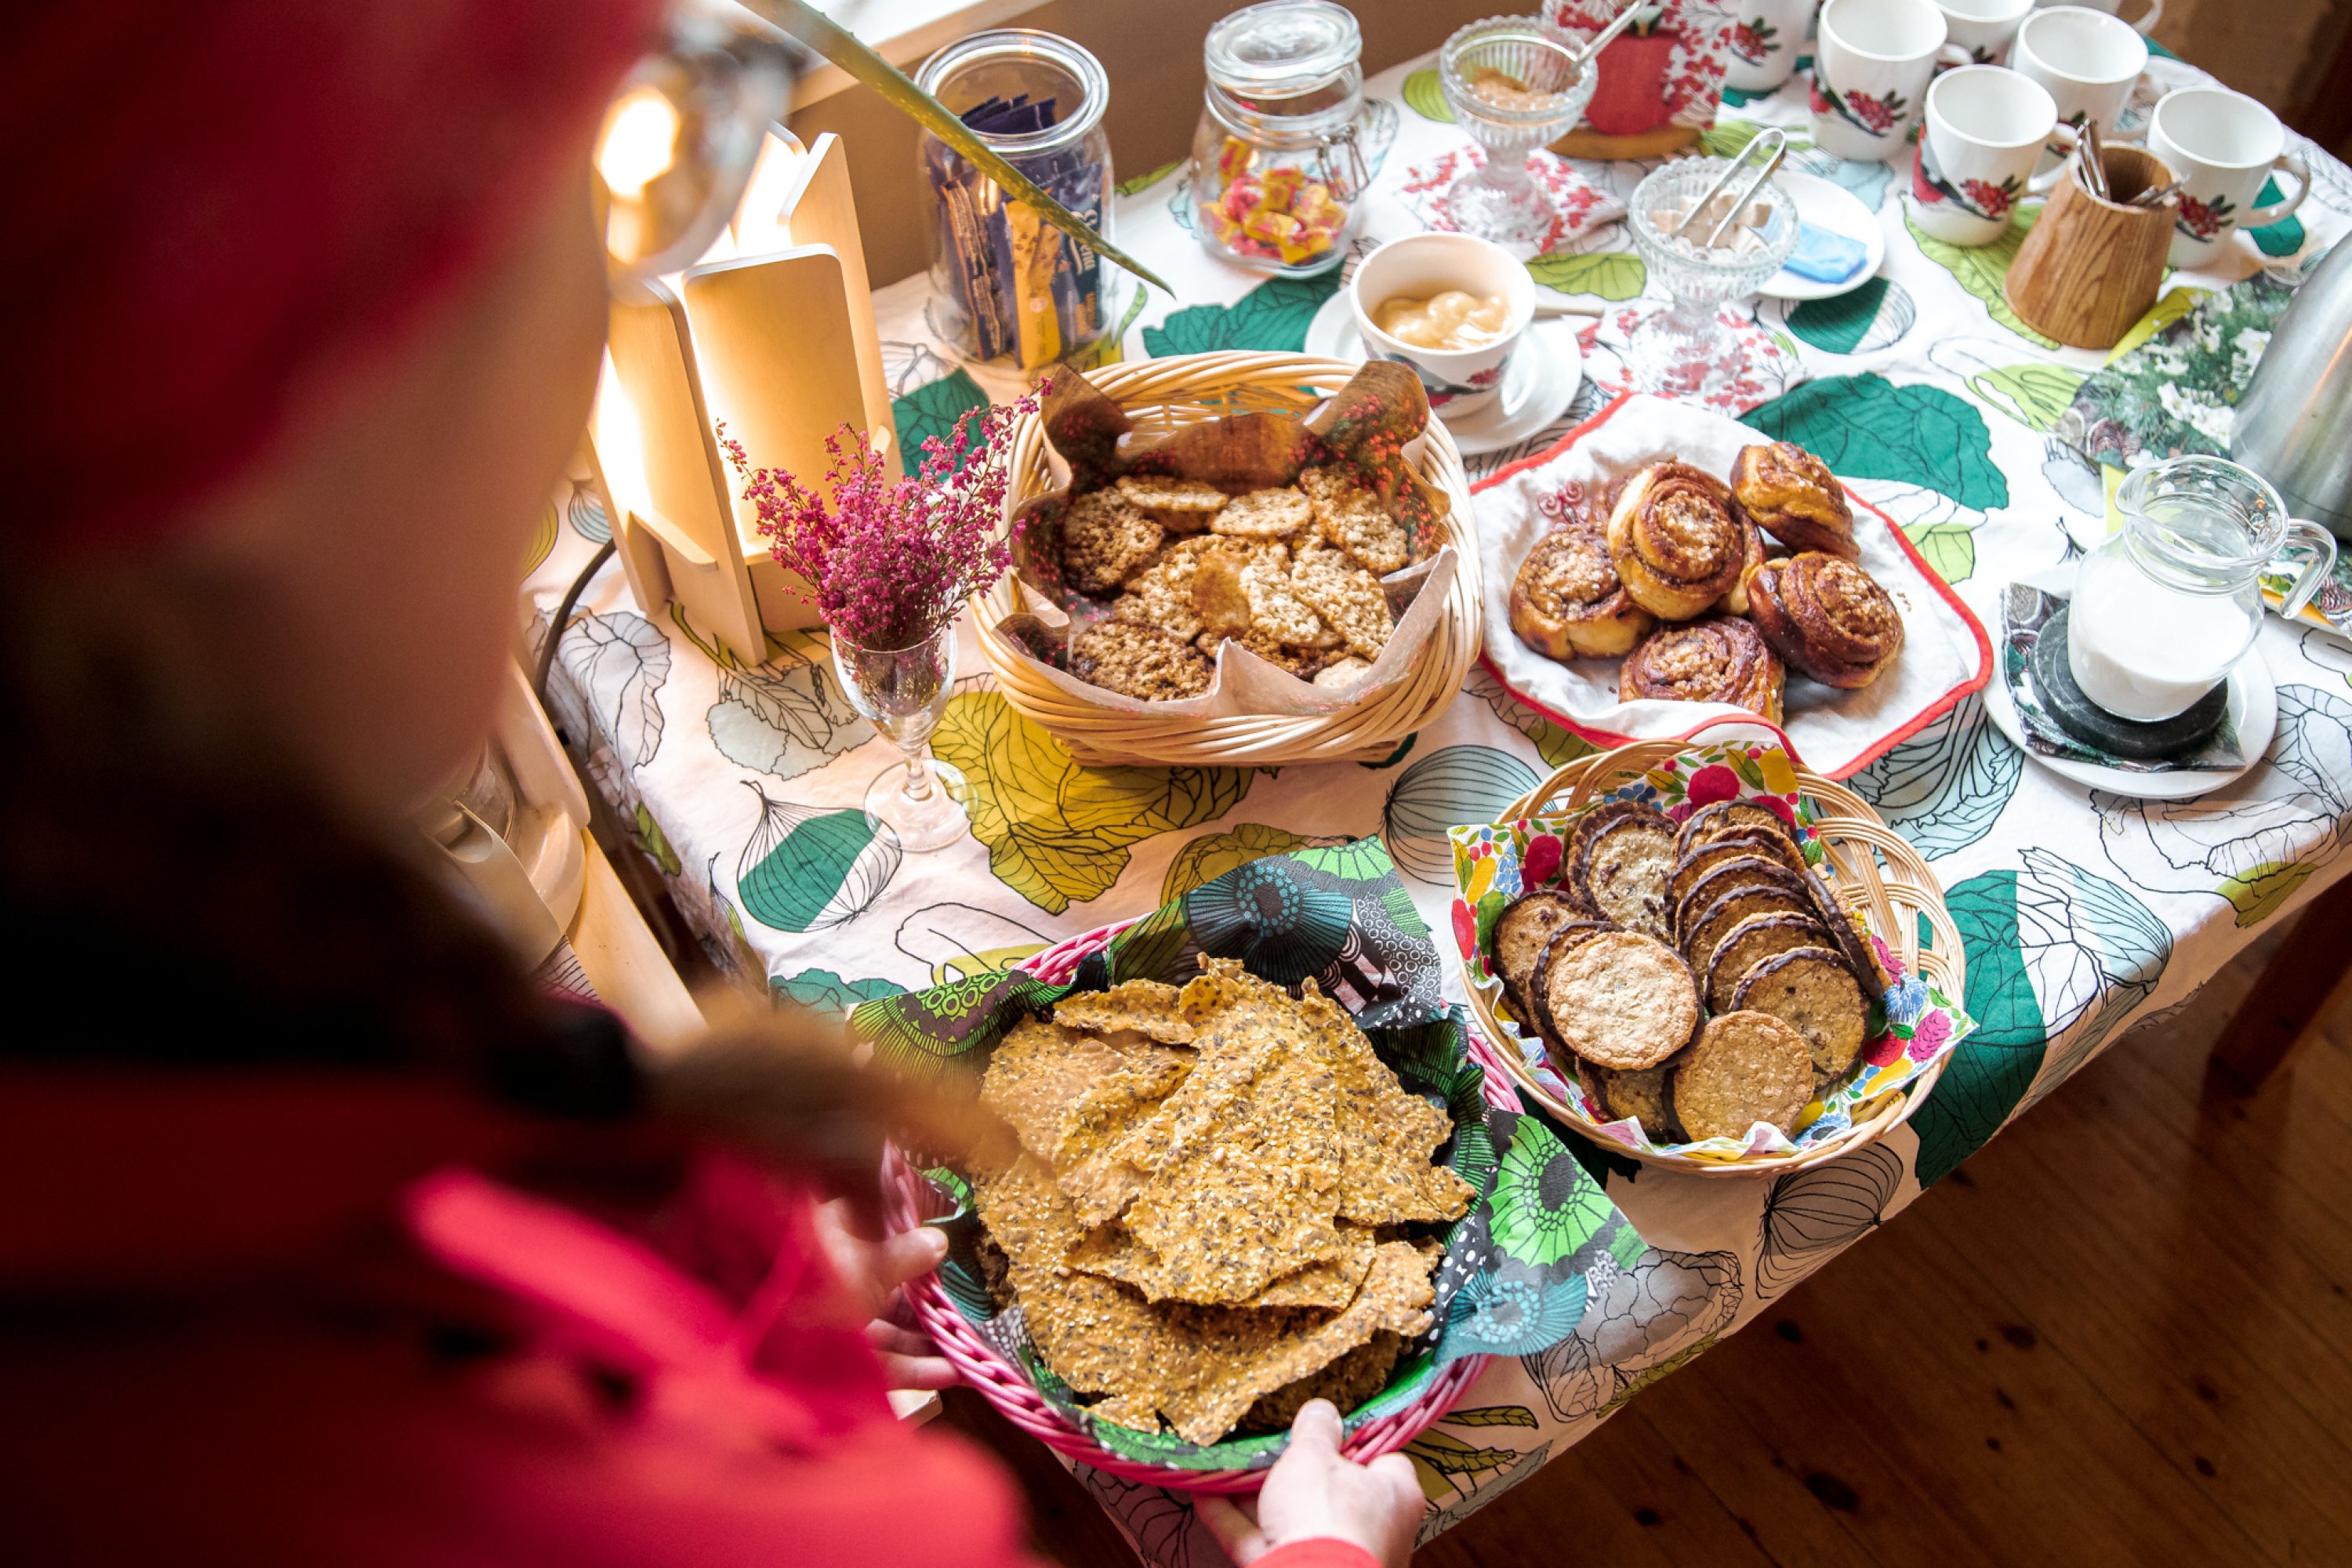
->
xmin=1487 ymin=800 xmax=1887 ymax=1145
xmin=971 ymin=958 xmax=1474 ymax=1444
xmin=1059 ymin=465 xmax=1413 ymax=702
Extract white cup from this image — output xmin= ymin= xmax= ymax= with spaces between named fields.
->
xmin=1348 ymin=233 xmax=1534 ymax=419
xmin=2031 ymin=0 xmax=2161 ymax=36
xmin=1813 ymin=0 xmax=1969 ymax=162
xmin=1935 ymin=0 xmax=2034 ymax=64
xmin=2012 ymin=5 xmax=2146 ymax=138
xmin=2147 ymin=87 xmax=2310 ymax=267
xmin=1723 ymin=0 xmax=1820 ymax=93
xmin=1909 ymin=64 xmax=2058 ymax=245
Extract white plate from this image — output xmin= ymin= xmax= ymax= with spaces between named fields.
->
xmin=1305 ymin=296 xmax=1583 ymax=456
xmin=1757 ymin=170 xmax=1886 ymax=303
xmin=1982 ymin=563 xmax=2277 ymax=801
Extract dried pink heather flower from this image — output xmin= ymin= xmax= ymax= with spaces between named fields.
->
xmin=720 ymin=387 xmax=1040 ymax=651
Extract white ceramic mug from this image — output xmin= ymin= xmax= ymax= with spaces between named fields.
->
xmin=1935 ymin=0 xmax=2034 ymax=64
xmin=2147 ymin=87 xmax=2311 ymax=267
xmin=1724 ymin=0 xmax=1820 ymax=93
xmin=1813 ymin=0 xmax=1969 ymax=162
xmin=2012 ymin=5 xmax=2146 ymax=139
xmin=2032 ymin=0 xmax=2161 ymax=36
xmin=1348 ymin=232 xmax=1534 ymax=418
xmin=1909 ymin=64 xmax=2058 ymax=245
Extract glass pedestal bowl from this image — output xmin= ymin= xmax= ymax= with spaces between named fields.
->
xmin=1624 ymin=158 xmax=1800 ymax=401
xmin=1436 ymin=15 xmax=1598 ymax=252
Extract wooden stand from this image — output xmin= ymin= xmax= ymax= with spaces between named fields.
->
xmin=2006 ymin=145 xmax=2176 ymax=351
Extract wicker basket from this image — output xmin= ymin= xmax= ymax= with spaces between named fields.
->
xmin=878 ymin=915 xmax=1511 ymax=1491
xmin=979 ymin=351 xmax=1483 ymax=768
xmin=1459 ymin=739 xmax=1964 ymax=1178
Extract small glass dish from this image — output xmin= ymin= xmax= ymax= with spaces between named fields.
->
xmin=1436 ymin=15 xmax=1597 ymax=252
xmin=1624 ymin=158 xmax=1799 ymax=401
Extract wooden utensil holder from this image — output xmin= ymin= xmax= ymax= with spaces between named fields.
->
xmin=2006 ymin=144 xmax=2177 ymax=351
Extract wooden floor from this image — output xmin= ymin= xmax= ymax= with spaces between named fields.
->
xmin=951 ymin=920 xmax=2352 ymax=1566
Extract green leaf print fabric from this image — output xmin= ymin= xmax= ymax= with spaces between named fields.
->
xmin=846 ymin=840 xmax=1641 ymax=1472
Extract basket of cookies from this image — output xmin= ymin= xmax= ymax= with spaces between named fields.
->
xmin=863 ymin=839 xmax=1641 ymax=1486
xmin=979 ymin=353 xmax=1482 ymax=767
xmin=1477 ymin=391 xmax=1994 ymax=780
xmin=1445 ymin=727 xmax=1973 ymax=1175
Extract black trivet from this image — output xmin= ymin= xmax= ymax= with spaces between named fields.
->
xmin=2030 ymin=604 xmax=2228 ymax=761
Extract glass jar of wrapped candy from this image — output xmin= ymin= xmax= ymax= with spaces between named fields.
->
xmin=916 ymin=31 xmax=1116 ymax=369
xmin=1189 ymin=0 xmax=1370 ymax=275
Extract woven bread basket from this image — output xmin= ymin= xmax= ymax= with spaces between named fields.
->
xmin=979 ymin=351 xmax=1483 ymax=768
xmin=878 ymin=915 xmax=1510 ymax=1490
xmin=1459 ymin=739 xmax=1963 ymax=1178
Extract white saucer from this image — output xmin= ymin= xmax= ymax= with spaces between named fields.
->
xmin=1758 ymin=170 xmax=1886 ymax=303
xmin=1305 ymin=296 xmax=1583 ymax=456
xmin=1983 ymin=564 xmax=2277 ymax=801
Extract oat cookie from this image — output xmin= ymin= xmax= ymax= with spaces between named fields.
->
xmin=1117 ymin=474 xmax=1229 ymax=532
xmin=1290 ymin=540 xmax=1394 ymax=659
xmin=1802 ymin=866 xmax=1892 ymax=993
xmin=1210 ymin=485 xmax=1313 ymax=539
xmin=1235 ymin=627 xmax=1330 ymax=679
xmin=1539 ymin=930 xmax=1700 ymax=1071
xmin=1070 ymin=620 xmax=1212 ymax=702
xmin=1669 ymin=834 xmax=1806 ymax=909
xmin=1061 ymin=487 xmax=1163 ymax=593
xmin=1679 ymin=881 xmax=1816 ymax=976
xmin=1701 ymin=910 xmax=1834 ymax=1012
xmin=1300 ymin=465 xmax=1410 ymax=575
xmin=1671 ymin=857 xmax=1810 ymax=945
xmin=1491 ymin=889 xmax=1591 ymax=1020
xmin=1588 ymin=1060 xmax=1679 ymax=1140
xmin=1240 ymin=542 xmax=1338 ymax=648
xmin=1113 ymin=537 xmax=1224 ymax=641
xmin=1731 ymin=946 xmax=1871 ymax=1078
xmin=1671 ymin=1010 xmax=1814 ymax=1141
xmin=1576 ymin=813 xmax=1676 ymax=942
xmin=1190 ymin=544 xmax=1255 ymax=642
xmin=1674 ymin=799 xmax=1798 ymax=861
xmin=1565 ymin=800 xmax=1670 ymax=909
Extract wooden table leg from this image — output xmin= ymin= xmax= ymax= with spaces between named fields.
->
xmin=2211 ymin=870 xmax=2352 ymax=1089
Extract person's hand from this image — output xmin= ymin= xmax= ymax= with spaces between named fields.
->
xmin=810 ymin=1197 xmax=959 ymax=1393
xmin=1193 ymin=1400 xmax=1423 ymax=1567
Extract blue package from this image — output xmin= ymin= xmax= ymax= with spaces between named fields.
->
xmin=1784 ymin=221 xmax=1870 ymax=285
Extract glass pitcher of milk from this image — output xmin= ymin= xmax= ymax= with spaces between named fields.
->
xmin=2067 ymin=457 xmax=2336 ymax=723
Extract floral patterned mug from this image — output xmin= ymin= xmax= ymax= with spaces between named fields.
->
xmin=1909 ymin=64 xmax=2059 ymax=246
xmin=2146 ymin=87 xmax=2310 ymax=268
xmin=1812 ymin=0 xmax=1969 ymax=162
xmin=1722 ymin=0 xmax=1817 ymax=94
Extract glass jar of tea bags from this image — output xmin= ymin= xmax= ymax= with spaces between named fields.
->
xmin=916 ymin=31 xmax=1115 ymax=369
xmin=1189 ymin=1 xmax=1369 ymax=274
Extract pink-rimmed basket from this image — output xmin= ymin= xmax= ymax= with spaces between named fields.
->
xmin=879 ymin=916 xmax=1521 ymax=1493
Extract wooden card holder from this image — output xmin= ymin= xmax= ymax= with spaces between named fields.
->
xmin=2006 ymin=144 xmax=2177 ymax=352
xmin=588 ymin=129 xmax=899 ymax=665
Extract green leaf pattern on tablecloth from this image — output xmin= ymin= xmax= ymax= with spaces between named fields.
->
xmin=1381 ymin=746 xmax=1541 ymax=884
xmin=1142 ymin=271 xmax=1344 ymax=357
xmin=931 ymin=690 xmax=1252 ymax=915
xmin=1743 ymin=373 xmax=2009 ymax=511
xmin=1784 ymin=278 xmax=1917 ymax=355
xmin=2249 ymin=174 xmax=2307 ymax=257
xmin=1161 ymin=822 xmax=1323 ymax=902
xmin=1905 ymin=207 xmax=2056 ymax=347
xmin=735 ymin=783 xmax=902 ymax=934
xmin=2009 ymin=848 xmax=2171 ymax=1106
xmin=1849 ymin=697 xmax=2020 ymax=859
xmin=771 ymin=967 xmax=898 ymax=1017
xmin=889 ymin=368 xmax=990 ymax=459
xmin=1911 ymin=869 xmax=2047 ymax=1185
xmin=1526 ymin=251 xmax=1646 ymax=301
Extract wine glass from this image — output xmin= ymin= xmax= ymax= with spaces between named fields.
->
xmin=1623 ymin=158 xmax=1800 ymax=401
xmin=831 ymin=622 xmax=970 ymax=853
xmin=1436 ymin=15 xmax=1598 ymax=252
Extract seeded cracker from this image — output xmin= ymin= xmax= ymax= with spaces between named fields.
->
xmin=1240 ymin=543 xmax=1339 ymax=648
xmin=1301 ymin=465 xmax=1410 ymax=575
xmin=1290 ymin=539 xmax=1395 ymax=660
xmin=1060 ymin=487 xmax=1163 ymax=593
xmin=1240 ymin=1331 xmax=1401 ymax=1435
xmin=1300 ymin=983 xmax=1474 ymax=1226
xmin=972 ymin=1152 xmax=1086 ymax=1272
xmin=1209 ymin=486 xmax=1313 ymax=539
xmin=980 ymin=1018 xmax=1135 ymax=1165
xmin=1067 ymin=1218 xmax=1375 ymax=1310
xmin=1054 ymin=979 xmax=1200 ymax=1044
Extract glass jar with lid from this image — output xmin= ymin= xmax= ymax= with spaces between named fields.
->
xmin=915 ymin=31 xmax=1116 ymax=369
xmin=1189 ymin=0 xmax=1369 ymax=275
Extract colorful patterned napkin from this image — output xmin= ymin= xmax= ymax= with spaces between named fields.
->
xmin=1396 ymin=146 xmax=1627 ymax=257
xmin=851 ymin=838 xmax=1644 ymax=1473
xmin=1446 ymin=739 xmax=1973 ymax=1161
xmin=1998 ymin=582 xmax=2250 ymax=772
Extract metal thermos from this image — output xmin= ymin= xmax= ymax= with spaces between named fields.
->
xmin=2234 ymin=241 xmax=2352 ymax=539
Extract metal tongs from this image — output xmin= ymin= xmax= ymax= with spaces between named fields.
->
xmin=1668 ymin=126 xmax=1789 ymax=249
xmin=1570 ymin=0 xmax=1652 ymax=71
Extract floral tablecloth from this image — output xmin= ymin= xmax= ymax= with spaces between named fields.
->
xmin=524 ymin=36 xmax=2352 ymax=1566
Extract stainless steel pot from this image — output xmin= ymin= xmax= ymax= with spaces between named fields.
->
xmin=2234 ymin=240 xmax=2352 ymax=539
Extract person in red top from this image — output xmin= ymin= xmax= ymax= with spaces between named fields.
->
xmin=0 ymin=4 xmax=1422 ymax=1565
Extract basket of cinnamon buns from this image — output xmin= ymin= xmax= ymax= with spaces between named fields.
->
xmin=1511 ymin=440 xmax=1906 ymax=723
xmin=1446 ymin=733 xmax=1973 ymax=1176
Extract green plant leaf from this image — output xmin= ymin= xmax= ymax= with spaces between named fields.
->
xmin=1526 ymin=250 xmax=1647 ymax=301
xmin=752 ymin=0 xmax=1170 ymax=295
xmin=1743 ymin=372 xmax=2009 ymax=510
xmin=1142 ymin=271 xmax=1342 ymax=356
xmin=2220 ymin=859 xmax=2315 ymax=927
xmin=1161 ymin=822 xmax=1316 ymax=902
xmin=930 ymin=690 xmax=1252 ymax=913
xmin=1965 ymin=361 xmax=2088 ymax=434
xmin=1904 ymin=206 xmax=2055 ymax=348
xmin=1905 ymin=520 xmax=1976 ymax=584
xmin=889 ymin=368 xmax=989 ymax=463
xmin=1403 ymin=67 xmax=1452 ymax=122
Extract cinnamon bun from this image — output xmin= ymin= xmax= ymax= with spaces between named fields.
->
xmin=1510 ymin=524 xmax=1656 ymax=659
xmin=1619 ymin=615 xmax=1785 ymax=722
xmin=1713 ymin=517 xmax=1769 ymax=615
xmin=1605 ymin=461 xmax=1748 ymax=621
xmin=1745 ymin=551 xmax=1904 ymax=688
xmin=1729 ymin=441 xmax=1858 ymax=561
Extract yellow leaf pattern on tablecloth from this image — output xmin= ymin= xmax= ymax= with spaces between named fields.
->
xmin=931 ymin=691 xmax=1252 ymax=914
